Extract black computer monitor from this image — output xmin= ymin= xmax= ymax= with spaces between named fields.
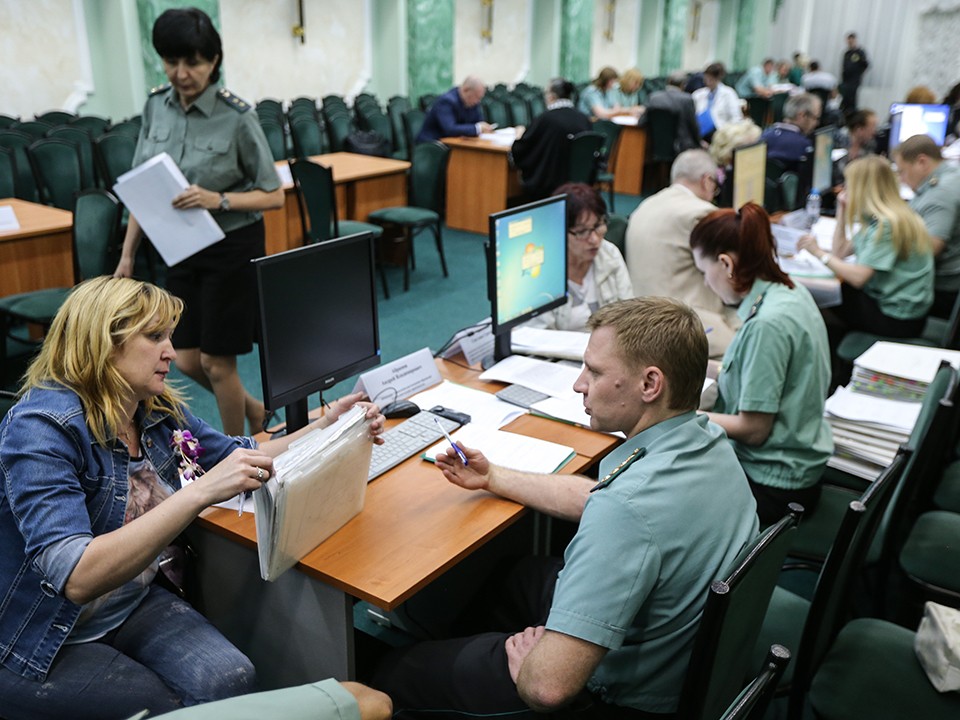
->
xmin=486 ymin=194 xmax=568 ymax=362
xmin=732 ymin=141 xmax=767 ymax=210
xmin=253 ymin=232 xmax=381 ymax=433
xmin=811 ymin=126 xmax=834 ymax=192
xmin=888 ymin=103 xmax=950 ymax=151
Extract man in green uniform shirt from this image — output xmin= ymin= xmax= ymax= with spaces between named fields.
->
xmin=895 ymin=134 xmax=960 ymax=318
xmin=372 ymin=298 xmax=759 ymax=718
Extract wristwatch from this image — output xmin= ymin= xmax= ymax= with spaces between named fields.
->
xmin=218 ymin=192 xmax=230 ymax=212
xmin=820 ymin=252 xmax=832 ymax=266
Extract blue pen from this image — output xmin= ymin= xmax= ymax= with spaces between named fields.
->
xmin=434 ymin=417 xmax=468 ymax=466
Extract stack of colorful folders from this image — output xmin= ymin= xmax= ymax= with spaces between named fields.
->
xmin=824 ymin=342 xmax=960 ymax=480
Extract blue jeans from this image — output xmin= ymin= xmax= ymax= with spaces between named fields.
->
xmin=0 ymin=585 xmax=256 ymax=720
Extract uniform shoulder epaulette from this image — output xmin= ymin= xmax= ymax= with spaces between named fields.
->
xmin=149 ymin=83 xmax=171 ymax=97
xmin=217 ymin=88 xmax=251 ymax=113
xmin=590 ymin=446 xmax=646 ymax=492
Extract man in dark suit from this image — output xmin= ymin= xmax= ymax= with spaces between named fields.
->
xmin=643 ymin=72 xmax=701 ymax=155
xmin=510 ymin=77 xmax=591 ymax=201
xmin=840 ymin=32 xmax=869 ymax=116
xmin=417 ymin=76 xmax=494 ymax=143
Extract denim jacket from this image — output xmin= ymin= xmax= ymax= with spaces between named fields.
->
xmin=0 ymin=385 xmax=255 ymax=681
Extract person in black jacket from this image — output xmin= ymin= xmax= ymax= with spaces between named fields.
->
xmin=643 ymin=72 xmax=702 ymax=155
xmin=840 ymin=32 xmax=869 ymax=116
xmin=510 ymin=77 xmax=591 ymax=201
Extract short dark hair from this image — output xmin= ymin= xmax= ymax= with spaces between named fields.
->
xmin=553 ymin=182 xmax=607 ymax=229
xmin=846 ymin=109 xmax=876 ymax=132
xmin=689 ymin=203 xmax=794 ymax=294
xmin=153 ymin=7 xmax=223 ymax=83
xmin=547 ymin=77 xmax=575 ymax=101
xmin=809 ymin=60 xmax=821 ymax=71
xmin=896 ymin=134 xmax=943 ymax=163
xmin=704 ymin=62 xmax=726 ymax=79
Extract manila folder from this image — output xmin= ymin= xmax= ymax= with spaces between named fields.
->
xmin=254 ymin=407 xmax=373 ymax=581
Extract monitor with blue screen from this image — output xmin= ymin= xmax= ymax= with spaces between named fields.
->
xmin=487 ymin=195 xmax=568 ymax=362
xmin=888 ymin=103 xmax=950 ymax=151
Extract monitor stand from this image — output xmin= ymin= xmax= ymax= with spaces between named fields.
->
xmin=284 ymin=398 xmax=310 ymax=435
xmin=481 ymin=331 xmax=512 ymax=370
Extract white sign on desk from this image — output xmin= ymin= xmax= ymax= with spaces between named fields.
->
xmin=354 ymin=347 xmax=442 ymax=405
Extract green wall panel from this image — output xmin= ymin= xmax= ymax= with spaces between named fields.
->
xmin=137 ymin=0 xmax=221 ymax=91
xmin=407 ymin=0 xmax=454 ymax=103
xmin=659 ymin=0 xmax=688 ymax=75
xmin=733 ymin=0 xmax=757 ymax=72
xmin=560 ymin=0 xmax=593 ymax=83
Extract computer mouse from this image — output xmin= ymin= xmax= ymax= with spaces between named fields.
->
xmin=382 ymin=399 xmax=421 ymax=419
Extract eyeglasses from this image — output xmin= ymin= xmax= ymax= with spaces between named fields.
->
xmin=569 ymin=218 xmax=608 ymax=241
xmin=704 ymin=173 xmax=722 ymax=196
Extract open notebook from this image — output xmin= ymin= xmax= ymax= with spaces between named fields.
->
xmin=423 ymin=424 xmax=575 ymax=474
xmin=254 ymin=407 xmax=372 ymax=581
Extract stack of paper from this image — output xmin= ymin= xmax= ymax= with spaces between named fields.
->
xmin=510 ymin=327 xmax=589 ymax=361
xmin=254 ymin=407 xmax=372 ymax=581
xmin=478 ymin=355 xmax=580 ymax=399
xmin=850 ymin=342 xmax=960 ymax=402
xmin=423 ymin=424 xmax=575 ymax=474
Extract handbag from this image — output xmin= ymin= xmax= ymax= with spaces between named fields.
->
xmin=344 ymin=130 xmax=391 ymax=157
xmin=915 ymin=601 xmax=960 ymax=692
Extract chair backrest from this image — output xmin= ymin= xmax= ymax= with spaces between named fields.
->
xmin=402 ymin=109 xmax=425 ymax=151
xmin=35 ymin=110 xmax=75 ymax=125
xmin=94 ymin=132 xmax=136 ymax=187
xmin=0 ymin=130 xmax=40 ymax=201
xmin=256 ymin=98 xmax=286 ymax=125
xmin=0 ymin=146 xmax=17 ymax=198
xmin=289 ymin=115 xmax=326 ymax=158
xmin=409 ymin=141 xmax=451 ymax=213
xmin=388 ymin=95 xmax=412 ymax=114
xmin=936 ymin=292 xmax=960 ymax=350
xmin=720 ymin=645 xmax=791 ymax=720
xmin=678 ymin=506 xmax=803 ymax=720
xmin=770 ymin=93 xmax=789 ymax=124
xmin=15 ymin=120 xmax=54 ymax=139
xmin=68 ymin=115 xmax=111 ymax=138
xmin=778 ymin=172 xmax=801 ymax=211
xmin=526 ymin=93 xmax=547 ymax=119
xmin=364 ymin=112 xmax=395 ymax=154
xmin=322 ymin=95 xmax=347 ymax=114
xmin=288 ymin=158 xmax=335 ymax=244
xmin=567 ymin=131 xmax=605 ymax=185
xmin=259 ymin=119 xmax=287 ymax=161
xmin=605 ymin=214 xmax=628 ymax=259
xmin=592 ymin=119 xmax=623 ymax=167
xmin=388 ymin=103 xmax=409 ymax=160
xmin=481 ymin=98 xmax=509 ymax=128
xmin=109 ymin=119 xmax=141 ymax=138
xmin=506 ymin=95 xmax=531 ymax=127
xmin=646 ymin=107 xmax=681 ymax=163
xmin=0 ymin=114 xmax=19 ymax=130
xmin=786 ymin=448 xmax=910 ymax=719
xmin=46 ymin=125 xmax=96 ymax=190
xmin=324 ymin=112 xmax=354 ymax=153
xmin=27 ymin=137 xmax=83 ymax=210
xmin=72 ymin=189 xmax=122 ymax=281
xmin=418 ymin=93 xmax=438 ymax=112
xmin=747 ymin=97 xmax=770 ymax=128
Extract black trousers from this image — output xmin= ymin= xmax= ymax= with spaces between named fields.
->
xmin=371 ymin=557 xmax=674 ymax=720
xmin=748 ymin=476 xmax=822 ymax=527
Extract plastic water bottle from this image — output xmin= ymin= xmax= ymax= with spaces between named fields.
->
xmin=805 ymin=188 xmax=821 ymax=230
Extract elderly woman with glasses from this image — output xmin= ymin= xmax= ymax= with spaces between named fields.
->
xmin=523 ymin=183 xmax=633 ymax=332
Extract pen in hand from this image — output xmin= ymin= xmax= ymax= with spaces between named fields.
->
xmin=434 ymin=417 xmax=468 ymax=466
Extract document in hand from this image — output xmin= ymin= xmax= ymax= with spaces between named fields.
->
xmin=422 ymin=424 xmax=575 ymax=474
xmin=112 ymin=152 xmax=225 ymax=266
xmin=253 ymin=407 xmax=372 ymax=581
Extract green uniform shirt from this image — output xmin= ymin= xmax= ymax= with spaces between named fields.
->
xmin=715 ymin=279 xmax=833 ymax=490
xmin=134 ymin=83 xmax=281 ymax=234
xmin=578 ymin=85 xmax=615 ymax=116
xmin=546 ymin=412 xmax=758 ymax=714
xmin=613 ymin=87 xmax=648 ymax=108
xmin=853 ymin=219 xmax=934 ymax=319
xmin=136 ymin=678 xmax=359 ymax=720
xmin=909 ymin=163 xmax=960 ymax=292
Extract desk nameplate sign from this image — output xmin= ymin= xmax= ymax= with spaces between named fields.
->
xmin=354 ymin=347 xmax=442 ymax=405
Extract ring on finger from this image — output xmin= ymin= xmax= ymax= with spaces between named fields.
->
xmin=257 ymin=467 xmax=264 ymax=481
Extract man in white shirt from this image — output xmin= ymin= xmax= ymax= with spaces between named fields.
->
xmin=692 ymin=62 xmax=743 ymax=138
xmin=802 ymin=61 xmax=838 ymax=91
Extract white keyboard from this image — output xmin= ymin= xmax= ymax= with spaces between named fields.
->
xmin=368 ymin=411 xmax=462 ymax=481
xmin=495 ymin=383 xmax=551 ymax=408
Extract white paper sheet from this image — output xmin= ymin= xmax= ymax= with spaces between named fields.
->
xmin=409 ymin=380 xmax=525 ymax=428
xmin=479 ymin=355 xmax=581 ymax=399
xmin=0 ymin=205 xmax=20 ymax=233
xmin=824 ymin=385 xmax=921 ymax=432
xmin=853 ymin=341 xmax=960 ymax=384
xmin=510 ymin=327 xmax=590 ymax=362
xmin=423 ymin=424 xmax=575 ymax=474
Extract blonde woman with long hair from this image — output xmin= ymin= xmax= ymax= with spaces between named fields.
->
xmin=798 ymin=154 xmax=933 ymax=337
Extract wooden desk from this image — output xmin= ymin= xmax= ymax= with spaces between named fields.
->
xmin=0 ymin=199 xmax=73 ymax=298
xmin=264 ymin=153 xmax=410 ymax=255
xmin=442 ymin=137 xmax=521 ymax=234
xmin=190 ymin=358 xmax=618 ymax=687
xmin=610 ymin=121 xmax=648 ymax=196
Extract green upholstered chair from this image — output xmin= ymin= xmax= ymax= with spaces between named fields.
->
xmin=418 ymin=93 xmax=437 ymax=112
xmin=0 ymin=114 xmax=19 ymax=129
xmin=287 ymin=159 xmax=387 ymax=295
xmin=645 ymin=107 xmax=681 ymax=191
xmin=94 ymin=131 xmax=136 ymax=187
xmin=747 ymin=97 xmax=771 ymax=127
xmin=770 ymin=92 xmax=789 ymax=124
xmin=368 ymin=141 xmax=451 ymax=292
xmin=288 ymin=115 xmax=327 ymax=158
xmin=35 ymin=110 xmax=75 ymax=125
xmin=751 ymin=448 xmax=909 ymax=720
xmin=677 ymin=506 xmax=802 ymax=720
xmin=604 ymin=214 xmax=628 ymax=260
xmin=505 ymin=95 xmax=530 ymax=127
xmin=0 ymin=129 xmax=40 ymax=201
xmin=255 ymin=98 xmax=286 ymax=125
xmin=592 ymin=119 xmax=623 ymax=212
xmin=46 ymin=125 xmax=97 ymax=190
xmin=258 ymin=118 xmax=287 ymax=162
xmin=68 ymin=115 xmax=111 ymax=138
xmin=525 ymin=93 xmax=546 ymax=119
xmin=0 ymin=189 xmax=122 ymax=364
xmin=14 ymin=120 xmax=54 ymax=138
xmin=480 ymin=98 xmax=508 ymax=129
xmin=719 ymin=645 xmax=791 ymax=720
xmin=323 ymin=110 xmax=354 ymax=153
xmin=387 ymin=96 xmax=411 ymax=114
xmin=108 ymin=119 xmax=141 ymax=138
xmin=387 ymin=102 xmax=409 ymax=160
xmin=402 ymin=109 xmax=425 ymax=151
xmin=361 ymin=111 xmax=396 ymax=157
xmin=567 ymin=131 xmax=605 ymax=186
xmin=321 ymin=95 xmax=348 ymax=115
xmin=26 ymin=137 xmax=83 ymax=210
xmin=0 ymin=147 xmax=17 ymax=198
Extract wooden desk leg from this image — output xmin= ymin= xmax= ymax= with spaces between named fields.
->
xmin=445 ymin=148 xmax=511 ymax=234
xmin=188 ymin=527 xmax=354 ymax=687
xmin=613 ymin=126 xmax=647 ymax=196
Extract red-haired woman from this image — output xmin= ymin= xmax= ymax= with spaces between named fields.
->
xmin=690 ymin=202 xmax=833 ymax=524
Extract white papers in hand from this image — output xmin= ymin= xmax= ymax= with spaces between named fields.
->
xmin=409 ymin=380 xmax=525 ymax=428
xmin=479 ymin=355 xmax=580 ymax=399
xmin=423 ymin=424 xmax=575 ymax=474
xmin=112 ymin=152 xmax=225 ymax=266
